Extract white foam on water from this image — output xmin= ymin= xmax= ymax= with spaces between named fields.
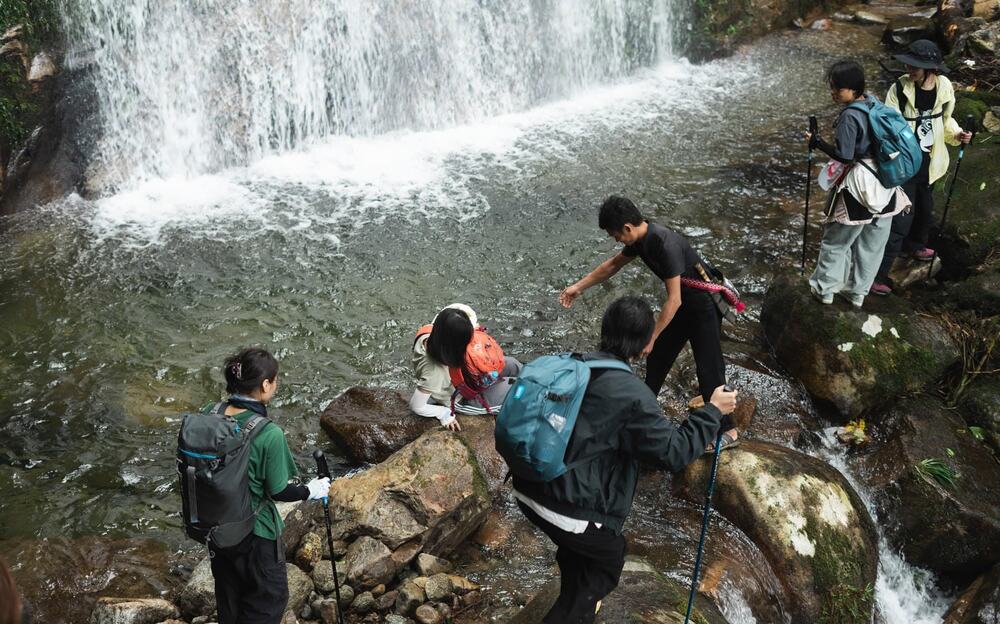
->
xmin=811 ymin=429 xmax=954 ymax=624
xmin=80 ymin=58 xmax=738 ymax=246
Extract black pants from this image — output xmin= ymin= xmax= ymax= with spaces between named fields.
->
xmin=210 ymin=533 xmax=288 ymax=624
xmin=518 ymin=502 xmax=626 ymax=624
xmin=645 ymin=289 xmax=725 ymax=403
xmin=876 ymin=152 xmax=932 ymax=281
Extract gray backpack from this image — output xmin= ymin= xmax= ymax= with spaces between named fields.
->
xmin=176 ymin=402 xmax=270 ymax=549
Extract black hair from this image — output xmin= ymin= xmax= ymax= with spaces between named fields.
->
xmin=598 ymin=195 xmax=644 ymax=233
xmin=426 ymin=308 xmax=473 ymax=368
xmin=224 ymin=347 xmax=279 ymax=395
xmin=827 ymin=60 xmax=866 ymax=98
xmin=599 ymin=296 xmax=654 ymax=360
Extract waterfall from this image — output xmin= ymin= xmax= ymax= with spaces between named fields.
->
xmin=59 ymin=0 xmax=682 ymax=192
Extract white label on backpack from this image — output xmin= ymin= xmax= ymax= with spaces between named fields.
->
xmin=546 ymin=412 xmax=567 ymax=433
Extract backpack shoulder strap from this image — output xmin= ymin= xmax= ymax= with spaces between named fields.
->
xmin=213 ymin=401 xmax=227 ymax=415
xmin=585 ymin=359 xmax=633 ymax=374
xmin=894 ymin=78 xmax=908 ymax=120
xmin=241 ymin=415 xmax=271 ymax=441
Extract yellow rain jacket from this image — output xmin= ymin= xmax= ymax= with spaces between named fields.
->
xmin=885 ymin=75 xmax=963 ymax=185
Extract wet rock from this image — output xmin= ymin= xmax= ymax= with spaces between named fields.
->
xmin=762 ymin=275 xmax=959 ymax=418
xmin=396 ymin=580 xmax=427 ymax=616
xmin=385 ymin=615 xmax=410 ymax=624
xmin=415 ymin=604 xmax=443 ymax=624
xmin=314 ymin=429 xmax=491 ymax=556
xmin=859 ymin=398 xmax=1000 ymax=583
xmin=424 ymin=573 xmax=454 ymax=602
xmin=722 ymin=355 xmax=817 ymax=445
xmin=89 ymin=597 xmax=179 ymax=624
xmin=675 ymin=440 xmax=877 ymax=624
xmin=287 ymin=564 xmax=315 ymax=613
xmin=415 ymin=553 xmax=453 ymax=576
xmin=448 ymin=575 xmax=479 ymax=595
xmin=391 ymin=540 xmax=423 ymax=572
xmin=317 ymin=599 xmax=341 ymax=624
xmin=351 ymin=590 xmax=375 ymax=614
xmin=320 ymin=387 xmax=434 ymax=464
xmin=854 ymin=10 xmax=888 ymax=25
xmin=295 ymin=531 xmax=324 ymax=571
xmin=27 ymin=52 xmax=56 ymax=84
xmin=507 ymin=557 xmax=728 ymax=624
xmin=969 ymin=24 xmax=998 ymax=55
xmin=882 ymin=16 xmax=936 ymax=47
xmin=280 ymin=501 xmax=323 ymax=559
xmin=310 ymin=559 xmax=346 ymax=595
xmin=344 ymin=536 xmax=396 ymax=590
xmin=177 ymin=558 xmax=215 ymax=617
xmin=944 ymin=563 xmax=1000 ymax=623
xmin=937 ymin=133 xmax=1000 ymax=273
xmin=957 ymin=376 xmax=1000 ymax=455
xmin=887 ymin=255 xmax=941 ymax=289
xmin=319 ymin=385 xmax=508 ymax=495
xmin=375 ymin=589 xmax=398 ymax=612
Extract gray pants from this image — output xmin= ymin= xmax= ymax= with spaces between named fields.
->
xmin=455 ymin=356 xmax=523 ymax=414
xmin=809 ymin=217 xmax=892 ymax=303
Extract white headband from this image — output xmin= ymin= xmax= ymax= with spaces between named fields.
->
xmin=435 ymin=303 xmax=478 ymax=328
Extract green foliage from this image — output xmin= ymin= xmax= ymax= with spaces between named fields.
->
xmin=915 ymin=458 xmax=959 ymax=488
xmin=806 ymin=517 xmax=875 ymax=624
xmin=0 ymin=0 xmax=59 ymax=150
xmin=969 ymin=426 xmax=985 ymax=441
xmin=0 ymin=0 xmax=59 ymax=45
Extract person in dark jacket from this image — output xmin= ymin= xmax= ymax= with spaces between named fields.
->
xmin=513 ymin=297 xmax=737 ymax=624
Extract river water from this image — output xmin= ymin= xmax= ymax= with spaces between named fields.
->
xmin=0 ymin=1 xmax=954 ymax=622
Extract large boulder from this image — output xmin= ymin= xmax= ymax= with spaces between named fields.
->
xmin=859 ymin=398 xmax=1000 ymax=584
xmin=175 ymin=558 xmax=214 ymax=618
xmin=762 ymin=275 xmax=959 ymax=418
xmin=957 ymin=376 xmax=1000 ymax=456
xmin=882 ymin=16 xmax=936 ymax=47
xmin=505 ymin=557 xmax=728 ymax=624
xmin=944 ymin=563 xmax=1000 ymax=624
xmin=320 ymin=387 xmax=434 ymax=464
xmin=89 ymin=598 xmax=179 ymax=624
xmin=674 ymin=440 xmax=878 ymax=624
xmin=936 ymin=133 xmax=1000 ymax=274
xmin=325 ymin=429 xmax=491 ymax=556
xmin=319 ymin=385 xmax=508 ymax=494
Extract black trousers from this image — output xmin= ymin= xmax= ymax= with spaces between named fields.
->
xmin=876 ymin=152 xmax=932 ymax=281
xmin=645 ymin=289 xmax=726 ymax=403
xmin=210 ymin=533 xmax=288 ymax=624
xmin=518 ymin=502 xmax=627 ymax=624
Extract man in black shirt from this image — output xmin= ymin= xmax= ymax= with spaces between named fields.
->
xmin=560 ymin=196 xmax=739 ymax=450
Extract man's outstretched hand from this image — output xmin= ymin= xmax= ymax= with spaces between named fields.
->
xmin=559 ymin=285 xmax=581 ymax=308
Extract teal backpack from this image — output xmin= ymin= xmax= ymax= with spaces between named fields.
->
xmin=495 ymin=353 xmax=632 ymax=482
xmin=847 ymin=95 xmax=922 ymax=188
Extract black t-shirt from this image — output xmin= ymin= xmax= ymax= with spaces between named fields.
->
xmin=914 ymin=86 xmax=936 ymax=152
xmin=622 ymin=221 xmax=703 ymax=281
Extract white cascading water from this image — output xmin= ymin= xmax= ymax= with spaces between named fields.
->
xmin=59 ymin=0 xmax=680 ymax=192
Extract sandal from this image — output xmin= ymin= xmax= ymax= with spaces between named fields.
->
xmin=705 ymin=430 xmax=740 ymax=453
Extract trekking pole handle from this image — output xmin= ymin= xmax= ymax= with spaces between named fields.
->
xmin=964 ymin=114 xmax=977 ymax=147
xmin=313 ymin=449 xmax=331 ymax=480
xmin=808 ymin=115 xmax=817 ymax=136
xmin=723 ymin=384 xmax=734 ymax=393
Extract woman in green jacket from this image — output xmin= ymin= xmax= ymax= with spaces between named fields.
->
xmin=870 ymin=40 xmax=972 ymax=296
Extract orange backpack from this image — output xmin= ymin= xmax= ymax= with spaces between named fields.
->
xmin=414 ymin=325 xmax=506 ymax=415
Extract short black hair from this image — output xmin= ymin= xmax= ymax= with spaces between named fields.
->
xmin=599 ymin=296 xmax=654 ymax=360
xmin=827 ymin=60 xmax=866 ymax=98
xmin=426 ymin=307 xmax=473 ymax=368
xmin=598 ymin=195 xmax=643 ymax=233
xmin=224 ymin=347 xmax=279 ymax=395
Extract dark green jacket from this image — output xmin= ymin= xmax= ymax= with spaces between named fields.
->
xmin=512 ymin=351 xmax=722 ymax=533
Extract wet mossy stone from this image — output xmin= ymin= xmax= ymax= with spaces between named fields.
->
xmin=859 ymin=397 xmax=1000 ymax=585
xmin=762 ymin=275 xmax=959 ymax=418
xmin=942 ymin=266 xmax=1000 ymax=316
xmin=675 ymin=440 xmax=877 ymax=624
xmin=943 ymin=562 xmax=1000 ymax=624
xmin=934 ymin=131 xmax=1000 ymax=275
xmin=957 ymin=376 xmax=1000 ymax=456
xmin=505 ymin=556 xmax=728 ymax=624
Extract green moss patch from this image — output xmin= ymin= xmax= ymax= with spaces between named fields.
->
xmin=805 ymin=517 xmax=874 ymax=624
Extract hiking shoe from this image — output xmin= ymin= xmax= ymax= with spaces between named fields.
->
xmin=811 ymin=286 xmax=833 ymax=305
xmin=836 ymin=291 xmax=863 ymax=309
xmin=706 ymin=430 xmax=740 ymax=454
xmin=912 ymin=247 xmax=935 ymax=261
xmin=870 ymin=282 xmax=892 ymax=296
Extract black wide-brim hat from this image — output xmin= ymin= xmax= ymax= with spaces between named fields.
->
xmin=894 ymin=39 xmax=949 ymax=73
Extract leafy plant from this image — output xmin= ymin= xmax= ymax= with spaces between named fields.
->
xmin=915 ymin=458 xmax=959 ymax=488
xmin=969 ymin=426 xmax=985 ymax=441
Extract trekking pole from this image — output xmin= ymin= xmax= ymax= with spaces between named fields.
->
xmin=927 ymin=114 xmax=977 ymax=281
xmin=683 ymin=385 xmax=734 ymax=624
xmin=801 ymin=116 xmax=818 ymax=274
xmin=313 ymin=450 xmax=345 ymax=624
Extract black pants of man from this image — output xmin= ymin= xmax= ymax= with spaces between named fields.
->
xmin=518 ymin=501 xmax=626 ymax=624
xmin=210 ymin=533 xmax=288 ymax=624
xmin=645 ymin=288 xmax=725 ymax=402
xmin=876 ymin=152 xmax=932 ymax=282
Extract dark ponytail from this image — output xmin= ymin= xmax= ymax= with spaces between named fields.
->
xmin=426 ymin=308 xmax=473 ymax=368
xmin=223 ymin=347 xmax=279 ymax=395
